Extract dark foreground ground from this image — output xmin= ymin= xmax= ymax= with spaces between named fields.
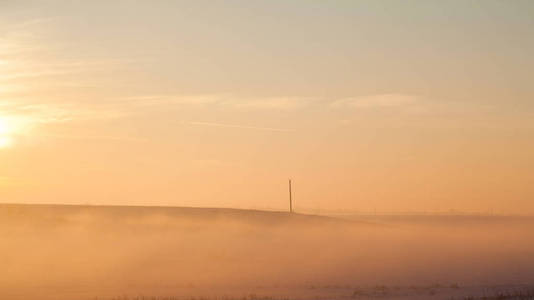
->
xmin=1 ymin=204 xmax=534 ymax=300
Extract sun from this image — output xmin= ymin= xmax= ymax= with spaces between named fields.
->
xmin=0 ymin=116 xmax=17 ymax=149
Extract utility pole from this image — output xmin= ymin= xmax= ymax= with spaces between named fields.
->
xmin=289 ymin=179 xmax=293 ymax=213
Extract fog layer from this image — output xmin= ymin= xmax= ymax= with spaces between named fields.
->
xmin=1 ymin=204 xmax=533 ymax=299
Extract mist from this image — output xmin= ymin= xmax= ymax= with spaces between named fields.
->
xmin=2 ymin=204 xmax=534 ymax=300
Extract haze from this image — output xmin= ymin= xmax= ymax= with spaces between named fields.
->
xmin=2 ymin=204 xmax=534 ymax=300
xmin=2 ymin=2 xmax=534 ymax=300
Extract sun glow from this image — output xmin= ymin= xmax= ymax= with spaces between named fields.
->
xmin=0 ymin=117 xmax=11 ymax=135
xmin=0 ymin=116 xmax=19 ymax=148
xmin=0 ymin=136 xmax=12 ymax=148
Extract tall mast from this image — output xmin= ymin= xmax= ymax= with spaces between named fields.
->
xmin=289 ymin=179 xmax=293 ymax=213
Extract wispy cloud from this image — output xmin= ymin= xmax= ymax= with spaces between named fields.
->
xmin=0 ymin=17 xmax=58 ymax=56
xmin=332 ymin=93 xmax=419 ymax=109
xmin=6 ymin=17 xmax=59 ymax=31
xmin=42 ymin=133 xmax=148 ymax=143
xmin=120 ymin=94 xmax=311 ymax=111
xmin=0 ymin=101 xmax=125 ymax=125
xmin=188 ymin=121 xmax=293 ymax=132
xmin=0 ymin=18 xmax=138 ymax=129
xmin=0 ymin=60 xmax=132 ymax=82
xmin=230 ymin=96 xmax=310 ymax=111
xmin=330 ymin=93 xmax=501 ymax=127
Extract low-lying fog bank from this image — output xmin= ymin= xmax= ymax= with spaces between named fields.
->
xmin=1 ymin=204 xmax=533 ymax=300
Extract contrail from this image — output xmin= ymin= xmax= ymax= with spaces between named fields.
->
xmin=188 ymin=121 xmax=293 ymax=132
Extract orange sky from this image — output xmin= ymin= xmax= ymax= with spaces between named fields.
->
xmin=1 ymin=1 xmax=533 ymax=213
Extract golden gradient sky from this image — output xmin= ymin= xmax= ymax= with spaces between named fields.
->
xmin=1 ymin=1 xmax=533 ymax=213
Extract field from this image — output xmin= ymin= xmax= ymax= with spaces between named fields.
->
xmin=1 ymin=204 xmax=534 ymax=300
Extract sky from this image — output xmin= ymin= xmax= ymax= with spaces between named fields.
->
xmin=1 ymin=0 xmax=533 ymax=214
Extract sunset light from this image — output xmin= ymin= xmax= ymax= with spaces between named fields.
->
xmin=0 ymin=117 xmax=9 ymax=134
xmin=0 ymin=136 xmax=12 ymax=149
xmin=0 ymin=117 xmax=13 ymax=148
xmin=0 ymin=115 xmax=27 ymax=148
xmin=1 ymin=1 xmax=534 ymax=299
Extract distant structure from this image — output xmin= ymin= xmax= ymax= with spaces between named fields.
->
xmin=289 ymin=179 xmax=293 ymax=213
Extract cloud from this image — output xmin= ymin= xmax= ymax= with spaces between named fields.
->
xmin=0 ymin=16 xmax=141 ymax=85
xmin=7 ymin=17 xmax=58 ymax=31
xmin=0 ymin=17 xmax=58 ymax=56
xmin=187 ymin=121 xmax=293 ymax=132
xmin=119 ymin=94 xmax=223 ymax=108
xmin=0 ymin=60 xmax=122 ymax=81
xmin=230 ymin=96 xmax=309 ymax=111
xmin=119 ymin=94 xmax=311 ymax=111
xmin=42 ymin=133 xmax=148 ymax=143
xmin=0 ymin=101 xmax=125 ymax=125
xmin=0 ymin=94 xmax=307 ymax=134
xmin=332 ymin=94 xmax=419 ymax=109
xmin=330 ymin=93 xmax=503 ymax=128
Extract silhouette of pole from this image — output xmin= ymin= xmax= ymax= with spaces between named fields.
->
xmin=289 ymin=179 xmax=293 ymax=213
